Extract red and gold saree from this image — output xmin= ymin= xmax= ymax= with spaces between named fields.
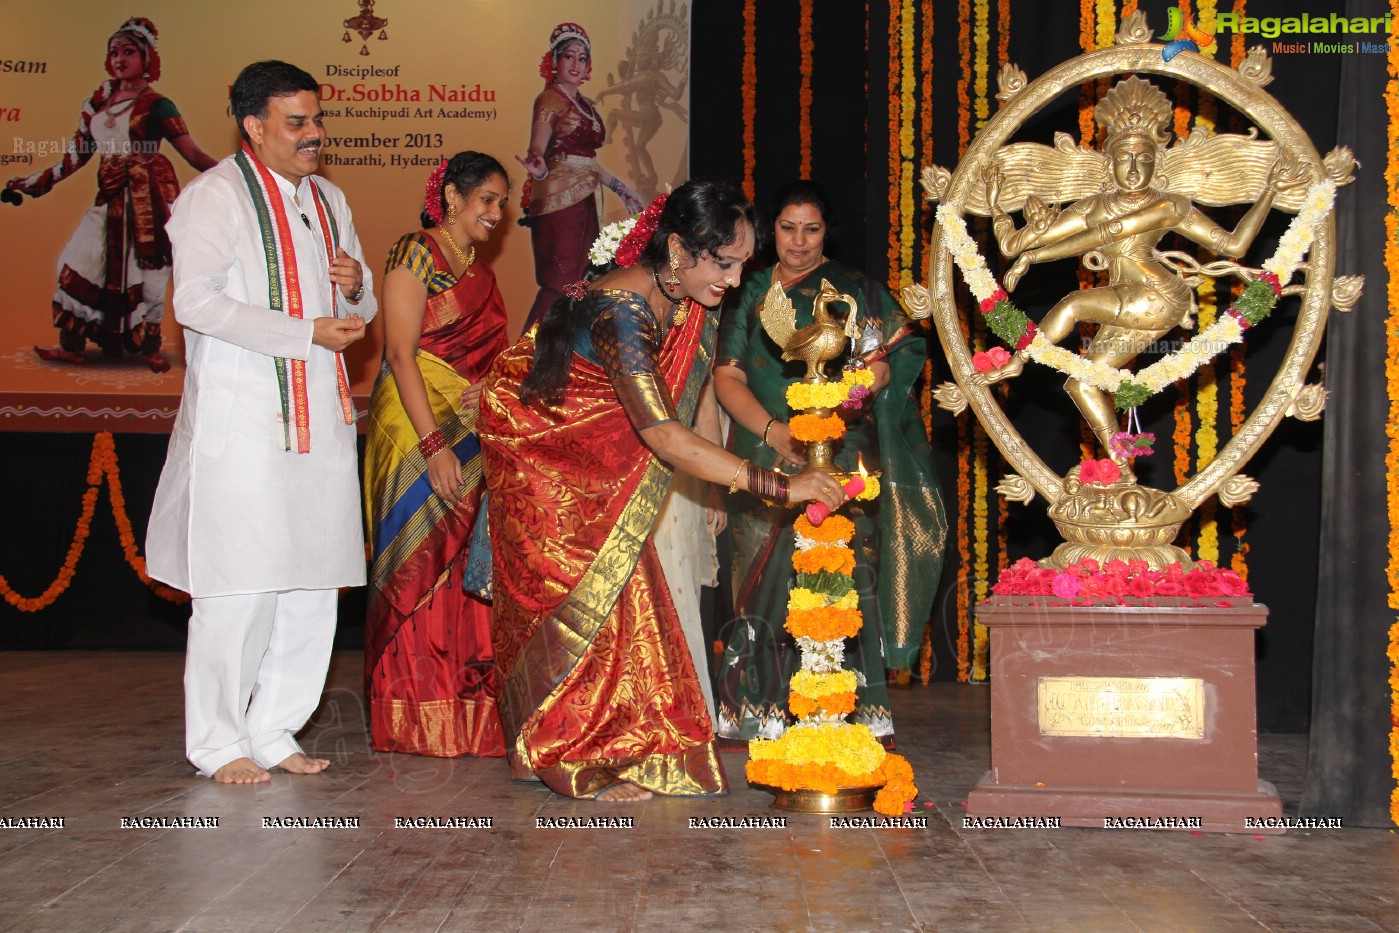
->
xmin=479 ymin=290 xmax=727 ymax=798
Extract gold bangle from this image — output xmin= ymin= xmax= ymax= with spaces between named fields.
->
xmin=728 ymin=458 xmax=749 ymax=495
xmin=760 ymin=417 xmax=777 ymax=447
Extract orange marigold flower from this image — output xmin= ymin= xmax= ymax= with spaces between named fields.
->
xmin=788 ymin=690 xmax=857 ymax=719
xmin=879 ymin=752 xmax=915 ymax=783
xmin=786 ymin=606 xmax=863 ymax=641
xmin=873 ymin=782 xmax=918 ymax=816
xmin=789 ymin=413 xmax=846 ymax=443
xmin=793 ymin=544 xmax=856 ymax=576
xmin=746 ymin=759 xmax=872 ymax=796
xmin=794 ymin=513 xmax=856 ymax=544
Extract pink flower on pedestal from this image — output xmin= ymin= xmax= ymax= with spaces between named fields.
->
xmin=1185 ymin=570 xmax=1220 ymax=599
xmin=1126 ymin=573 xmax=1155 ymax=598
xmin=1216 ymin=570 xmax=1251 ymax=597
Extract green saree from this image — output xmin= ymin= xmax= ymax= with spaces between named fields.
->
xmin=714 ymin=260 xmax=946 ymax=744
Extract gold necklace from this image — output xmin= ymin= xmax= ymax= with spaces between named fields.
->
xmin=437 ymin=225 xmax=475 ymax=277
xmin=103 ymin=96 xmax=139 ymax=129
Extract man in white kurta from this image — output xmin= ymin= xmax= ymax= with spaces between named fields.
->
xmin=147 ymin=61 xmax=376 ymax=784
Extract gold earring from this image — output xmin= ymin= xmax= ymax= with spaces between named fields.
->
xmin=446 ymin=203 xmax=457 ymax=225
xmin=664 ymin=253 xmax=680 ymax=292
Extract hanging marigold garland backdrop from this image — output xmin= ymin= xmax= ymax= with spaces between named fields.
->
xmin=1384 ymin=0 xmax=1399 ymax=827
xmin=0 ymin=432 xmax=187 ymax=612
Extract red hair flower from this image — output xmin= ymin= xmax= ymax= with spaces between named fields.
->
xmin=423 ymin=159 xmax=448 ymax=225
xmin=614 ymin=193 xmax=668 ymax=269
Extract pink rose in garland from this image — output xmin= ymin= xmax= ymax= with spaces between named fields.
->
xmin=972 ymin=346 xmax=1013 ymax=374
xmin=841 ymin=383 xmax=871 ymax=410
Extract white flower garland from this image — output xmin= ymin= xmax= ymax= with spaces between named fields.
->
xmin=935 ymin=180 xmax=1337 ymax=399
xmin=796 ymin=636 xmax=846 ymax=674
xmin=588 ymin=216 xmax=637 ymax=267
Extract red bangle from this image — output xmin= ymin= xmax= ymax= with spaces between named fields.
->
xmin=418 ymin=429 xmax=449 ymax=460
xmin=745 ymin=462 xmax=790 ymax=506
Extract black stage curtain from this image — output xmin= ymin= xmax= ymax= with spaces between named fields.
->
xmin=1300 ymin=0 xmax=1394 ymax=828
xmin=694 ymin=0 xmax=1345 ymax=733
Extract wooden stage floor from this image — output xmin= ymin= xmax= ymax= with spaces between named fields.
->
xmin=1 ymin=652 xmax=1395 ymax=932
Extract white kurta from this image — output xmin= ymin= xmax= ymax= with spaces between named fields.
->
xmin=147 ymin=156 xmax=377 ymax=597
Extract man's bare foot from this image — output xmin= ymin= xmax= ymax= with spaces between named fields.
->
xmin=275 ymin=752 xmax=330 ymax=775
xmin=144 ymin=352 xmax=171 ymax=373
xmin=213 ymin=757 xmax=270 ymax=784
xmin=34 ymin=345 xmax=85 ymax=365
xmin=596 ymin=782 xmax=652 ymax=802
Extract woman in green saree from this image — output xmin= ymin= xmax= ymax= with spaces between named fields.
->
xmin=712 ymin=180 xmax=947 ymax=746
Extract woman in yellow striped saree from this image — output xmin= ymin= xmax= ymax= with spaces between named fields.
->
xmin=363 ymin=152 xmax=511 ymax=757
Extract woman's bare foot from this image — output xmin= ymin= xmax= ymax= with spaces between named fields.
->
xmin=144 ymin=352 xmax=171 ymax=374
xmin=34 ymin=345 xmax=85 ymax=365
xmin=213 ymin=757 xmax=270 ymax=784
xmin=596 ymin=782 xmax=652 ymax=802
xmin=508 ymin=757 xmax=539 ymax=782
xmin=275 ymin=752 xmax=330 ymax=775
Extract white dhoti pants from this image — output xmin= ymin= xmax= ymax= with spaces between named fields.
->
xmin=184 ymin=589 xmax=338 ymax=776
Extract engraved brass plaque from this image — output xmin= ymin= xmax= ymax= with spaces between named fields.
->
xmin=1037 ymin=677 xmax=1205 ymax=739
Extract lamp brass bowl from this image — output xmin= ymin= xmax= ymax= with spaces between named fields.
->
xmin=751 ymin=783 xmax=881 ymax=813
xmin=827 ymin=469 xmax=882 ymax=487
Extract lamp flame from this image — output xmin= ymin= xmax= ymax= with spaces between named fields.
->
xmin=857 ymin=454 xmax=868 ymax=478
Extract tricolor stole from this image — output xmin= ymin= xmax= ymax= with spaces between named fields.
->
xmin=235 ymin=145 xmax=355 ymax=453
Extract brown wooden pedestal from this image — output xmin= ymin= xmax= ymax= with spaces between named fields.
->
xmin=965 ymin=601 xmax=1284 ymax=834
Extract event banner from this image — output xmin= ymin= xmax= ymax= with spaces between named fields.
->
xmin=0 ymin=0 xmax=690 ymax=430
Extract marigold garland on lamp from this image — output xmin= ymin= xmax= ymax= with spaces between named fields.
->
xmin=744 ymin=328 xmax=918 ymax=817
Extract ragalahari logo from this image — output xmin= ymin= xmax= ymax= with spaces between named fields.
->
xmin=1162 ymin=8 xmax=1216 ymax=61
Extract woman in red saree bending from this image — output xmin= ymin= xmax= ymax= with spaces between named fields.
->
xmin=364 ymin=152 xmax=511 ymax=757
xmin=479 ymin=180 xmax=851 ymax=801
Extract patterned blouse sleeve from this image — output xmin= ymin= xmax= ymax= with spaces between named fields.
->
xmin=383 ymin=233 xmax=435 ymax=286
xmin=591 ymin=292 xmax=678 ymax=428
